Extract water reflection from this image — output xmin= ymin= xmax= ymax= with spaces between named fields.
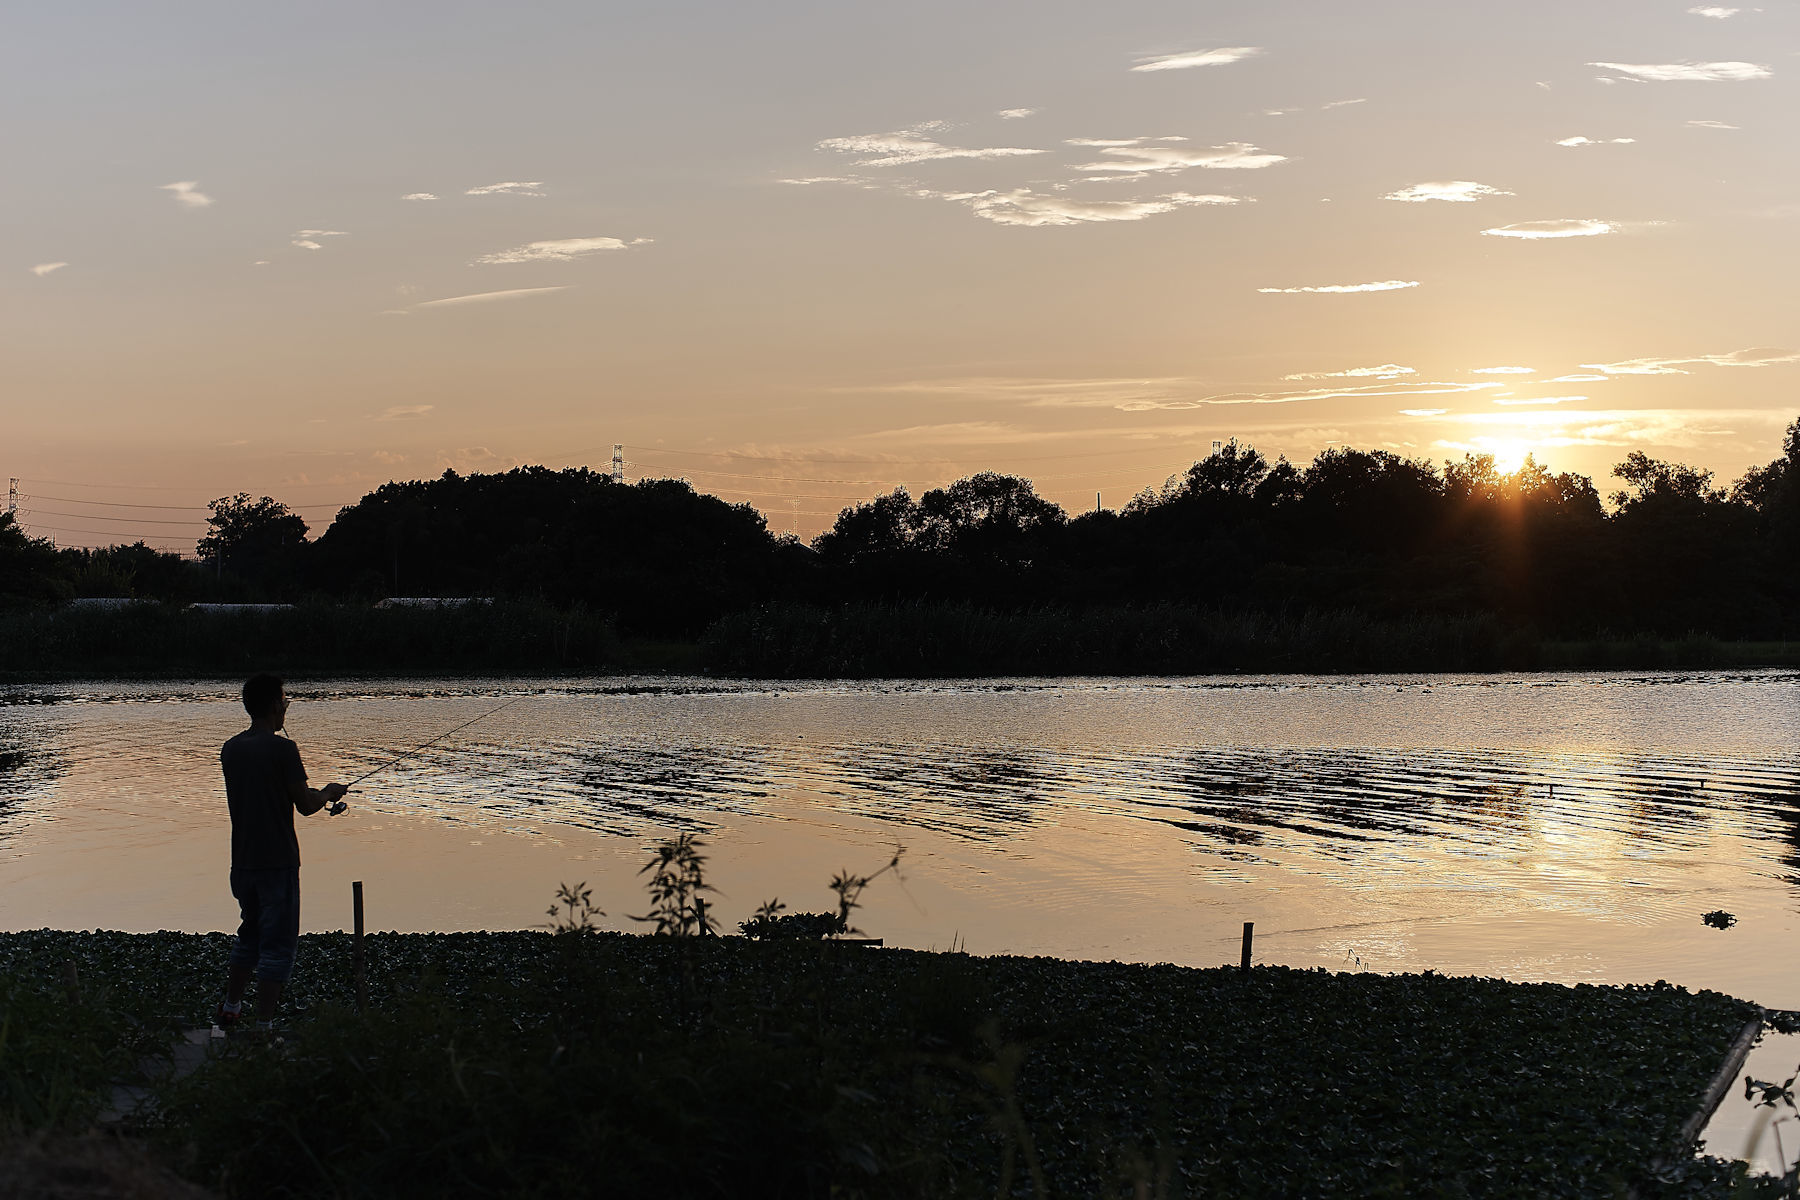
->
xmin=2 ymin=670 xmax=1799 ymax=992
xmin=0 ymin=715 xmax=66 ymax=836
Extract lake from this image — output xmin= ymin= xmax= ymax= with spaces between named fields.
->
xmin=4 ymin=670 xmax=1799 ymax=1162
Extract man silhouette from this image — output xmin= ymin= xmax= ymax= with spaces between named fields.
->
xmin=215 ymin=674 xmax=348 ymax=1032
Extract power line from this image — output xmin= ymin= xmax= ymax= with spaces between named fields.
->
xmin=31 ymin=492 xmax=345 ymax=513
xmin=27 ymin=509 xmax=210 ymax=527
xmin=21 ymin=521 xmax=197 ymax=544
xmin=18 ymin=476 xmax=362 ymax=493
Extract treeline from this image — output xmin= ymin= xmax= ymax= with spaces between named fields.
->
xmin=5 ymin=419 xmax=1799 ymax=649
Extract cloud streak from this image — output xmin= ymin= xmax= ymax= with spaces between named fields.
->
xmin=1383 ymin=180 xmax=1511 ymax=203
xmin=160 ymin=181 xmax=212 ymax=208
xmin=1114 ymin=381 xmax=1501 ymax=411
xmin=29 ymin=262 xmax=67 ymax=277
xmin=1131 ymin=47 xmax=1263 ymax=72
xmin=465 ymin=181 xmax=546 ymax=196
xmin=401 ymin=192 xmax=438 ymax=201
xmin=1257 ymin=280 xmax=1420 ymax=294
xmin=473 ymin=236 xmax=650 ymax=265
xmin=375 ymin=405 xmax=434 ymax=420
xmin=817 ymin=130 xmax=1044 ymax=167
xmin=411 ymin=286 xmax=573 ymax=309
xmin=1285 ymin=364 xmax=1415 ymax=379
xmin=1482 ymin=219 xmax=1615 ymax=239
xmin=927 ymin=188 xmax=1244 ymax=226
xmin=1075 ymin=139 xmax=1287 ymax=176
xmin=1556 ymin=136 xmax=1635 ymax=146
xmin=1589 ymin=61 xmax=1770 ymax=81
xmin=1579 ymin=347 xmax=1800 ymax=374
xmin=291 ymin=229 xmax=347 ymax=250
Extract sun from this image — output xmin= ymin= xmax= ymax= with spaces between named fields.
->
xmin=1486 ymin=439 xmax=1532 ymax=474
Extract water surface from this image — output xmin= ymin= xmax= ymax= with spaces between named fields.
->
xmin=4 ymin=670 xmax=1799 ymax=1164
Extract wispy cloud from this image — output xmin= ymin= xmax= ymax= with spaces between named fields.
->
xmin=857 ymin=375 xmax=1499 ymax=412
xmin=1074 ymin=139 xmax=1287 ymax=177
xmin=997 ymin=108 xmax=1036 ymax=119
xmin=1548 ymin=374 xmax=1608 ymax=382
xmin=1589 ymin=61 xmax=1770 ymax=81
xmin=1579 ymin=347 xmax=1800 ymax=374
xmin=375 ymin=405 xmax=434 ymax=420
xmin=1493 ymin=395 xmax=1583 ymax=405
xmin=291 ymin=229 xmax=347 ymax=250
xmin=1481 ymin=219 xmax=1615 ymax=239
xmin=1687 ymin=119 xmax=1740 ymax=129
xmin=1472 ymin=366 xmax=1535 ymax=374
xmin=817 ymin=129 xmax=1044 ymax=167
xmin=1687 ymin=6 xmax=1740 ymax=16
xmin=1383 ymin=180 xmax=1511 ymax=203
xmin=401 ymin=192 xmax=438 ymax=201
xmin=29 ymin=262 xmax=67 ymax=277
xmin=1116 ymin=381 xmax=1500 ymax=411
xmin=410 ymin=286 xmax=573 ymax=310
xmin=1131 ymin=47 xmax=1263 ymax=72
xmin=1400 ymin=408 xmax=1448 ymax=416
xmin=1321 ymin=98 xmax=1367 ymax=109
xmin=1257 ymin=280 xmax=1420 ymax=294
xmin=927 ymin=188 xmax=1244 ymax=226
xmin=160 ymin=181 xmax=212 ymax=208
xmin=473 ymin=236 xmax=650 ymax=265
xmin=465 ymin=181 xmax=546 ymax=196
xmin=1440 ymin=407 xmax=1791 ymax=454
xmin=1555 ymin=136 xmax=1636 ymax=146
xmin=1285 ymin=364 xmax=1415 ymax=380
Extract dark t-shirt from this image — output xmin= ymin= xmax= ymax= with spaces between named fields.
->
xmin=221 ymin=729 xmax=309 ymax=869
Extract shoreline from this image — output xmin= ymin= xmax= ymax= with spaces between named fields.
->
xmin=4 ymin=638 xmax=1799 ymax=685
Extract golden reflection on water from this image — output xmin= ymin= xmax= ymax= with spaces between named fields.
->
xmin=2 ymin=672 xmax=1798 ymax=1007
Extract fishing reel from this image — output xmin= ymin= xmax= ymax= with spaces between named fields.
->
xmin=327 ymin=799 xmax=349 ymax=816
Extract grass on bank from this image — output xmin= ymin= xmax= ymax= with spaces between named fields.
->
xmin=0 ymin=927 xmax=1784 ymax=1198
xmin=4 ymin=599 xmax=1799 ymax=681
xmin=701 ymin=601 xmax=1800 ymax=678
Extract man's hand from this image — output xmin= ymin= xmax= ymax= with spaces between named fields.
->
xmin=292 ymin=779 xmax=351 ymax=816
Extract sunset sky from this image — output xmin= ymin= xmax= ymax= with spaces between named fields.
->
xmin=6 ymin=0 xmax=1797 ymax=549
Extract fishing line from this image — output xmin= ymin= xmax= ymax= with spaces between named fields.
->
xmin=330 ymin=694 xmax=527 ymax=812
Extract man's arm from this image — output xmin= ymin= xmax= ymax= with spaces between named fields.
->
xmin=286 ymin=776 xmax=349 ymax=816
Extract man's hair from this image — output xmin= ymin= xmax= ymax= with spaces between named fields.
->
xmin=242 ymin=674 xmax=285 ymax=720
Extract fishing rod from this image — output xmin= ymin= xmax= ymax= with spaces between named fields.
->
xmin=325 ymin=694 xmax=526 ymax=815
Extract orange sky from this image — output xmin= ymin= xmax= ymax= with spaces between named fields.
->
xmin=5 ymin=1 xmax=1796 ymax=550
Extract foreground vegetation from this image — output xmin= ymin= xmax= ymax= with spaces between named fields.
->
xmin=0 ymin=926 xmax=1782 ymax=1197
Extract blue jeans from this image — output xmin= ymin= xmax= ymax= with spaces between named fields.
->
xmin=228 ymin=868 xmax=301 ymax=984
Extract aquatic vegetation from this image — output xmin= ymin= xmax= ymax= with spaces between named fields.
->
xmin=0 ymin=927 xmax=1783 ymax=1196
xmin=1705 ymin=910 xmax=1740 ymax=929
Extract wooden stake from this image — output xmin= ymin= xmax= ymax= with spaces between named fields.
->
xmin=1240 ymin=922 xmax=1254 ymax=975
xmin=61 ymin=958 xmax=80 ymax=1005
xmin=353 ymin=880 xmax=367 ymax=1014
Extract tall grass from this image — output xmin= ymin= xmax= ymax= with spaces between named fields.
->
xmin=0 ymin=600 xmax=619 ymax=678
